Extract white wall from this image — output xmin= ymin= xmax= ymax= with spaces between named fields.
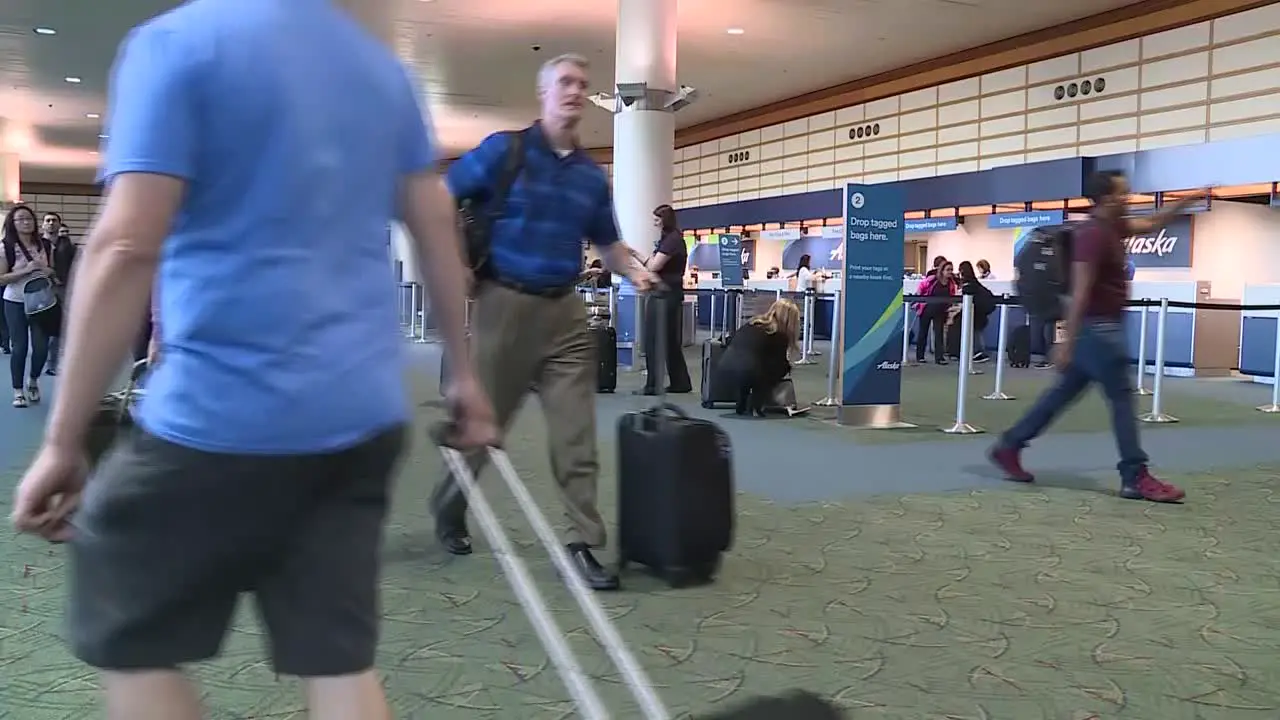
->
xmin=1177 ymin=201 xmax=1280 ymax=298
xmin=599 ymin=4 xmax=1280 ymax=210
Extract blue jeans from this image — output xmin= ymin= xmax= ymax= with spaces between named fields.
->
xmin=999 ymin=319 xmax=1148 ymax=484
xmin=4 ymin=299 xmax=48 ymax=390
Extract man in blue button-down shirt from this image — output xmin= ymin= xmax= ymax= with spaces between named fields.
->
xmin=434 ymin=53 xmax=654 ymax=591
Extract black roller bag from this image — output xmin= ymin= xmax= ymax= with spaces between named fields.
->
xmin=593 ymin=325 xmax=617 ymax=393
xmin=618 ymin=288 xmax=734 ymax=588
xmin=699 ymin=337 xmax=737 ymax=408
xmin=1007 ymin=325 xmax=1032 ymax=368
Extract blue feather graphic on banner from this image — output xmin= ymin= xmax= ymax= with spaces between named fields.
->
xmin=782 ymin=237 xmax=843 ymax=270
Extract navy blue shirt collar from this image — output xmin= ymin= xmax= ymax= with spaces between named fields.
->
xmin=525 ymin=121 xmax=589 ymax=163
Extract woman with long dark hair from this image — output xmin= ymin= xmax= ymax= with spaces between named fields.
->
xmin=958 ymin=260 xmax=995 ymax=362
xmin=633 ymin=203 xmax=691 ymax=394
xmin=0 ymin=204 xmax=53 ymax=406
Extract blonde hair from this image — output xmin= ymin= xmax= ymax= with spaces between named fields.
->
xmin=537 ymin=53 xmax=590 ymax=91
xmin=750 ymin=299 xmax=802 ymax=349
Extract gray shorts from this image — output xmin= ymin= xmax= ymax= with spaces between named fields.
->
xmin=68 ymin=425 xmax=406 ymax=675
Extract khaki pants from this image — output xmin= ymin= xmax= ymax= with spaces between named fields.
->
xmin=431 ymin=282 xmax=605 ymax=547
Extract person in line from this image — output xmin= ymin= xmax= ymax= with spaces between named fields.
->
xmin=715 ymin=299 xmax=801 ymax=417
xmin=913 ymin=259 xmax=957 ymax=365
xmin=793 ymin=253 xmax=829 ymax=291
xmin=635 ymin=203 xmax=691 ymax=395
xmin=9 ymin=3 xmax=497 ymax=720
xmin=957 ymin=260 xmax=995 ymax=363
xmin=976 ymin=258 xmax=993 ymax=280
xmin=925 ymin=254 xmax=947 ymax=277
xmin=0 ymin=204 xmax=53 ymax=407
xmin=988 ymin=170 xmax=1204 ymax=504
xmin=582 ymin=258 xmax=611 ymax=290
xmin=45 ymin=215 xmax=76 ymax=375
xmin=433 ymin=52 xmax=656 ymax=592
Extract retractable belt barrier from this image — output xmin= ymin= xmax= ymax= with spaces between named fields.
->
xmin=903 ymin=293 xmax=1280 ymax=429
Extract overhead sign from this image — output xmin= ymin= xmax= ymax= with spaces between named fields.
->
xmin=904 ymin=217 xmax=958 ymax=233
xmin=988 ymin=210 xmax=1065 ymax=229
xmin=757 ymin=228 xmax=801 ymax=241
xmin=717 ymin=233 xmax=744 ymax=286
xmin=1125 ymin=214 xmax=1193 ymax=268
xmin=841 ymin=183 xmax=905 ymax=420
xmin=686 ymin=234 xmax=756 ymax=273
xmin=782 ymin=236 xmax=843 ymax=270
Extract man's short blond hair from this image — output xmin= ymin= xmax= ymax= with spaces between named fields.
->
xmin=537 ymin=53 xmax=589 ymax=90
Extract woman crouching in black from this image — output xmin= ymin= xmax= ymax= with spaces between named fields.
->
xmin=715 ymin=299 xmax=801 ymax=417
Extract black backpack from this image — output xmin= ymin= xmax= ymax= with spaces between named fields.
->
xmin=457 ymin=130 xmax=526 ymax=277
xmin=1014 ymin=225 xmax=1073 ymax=322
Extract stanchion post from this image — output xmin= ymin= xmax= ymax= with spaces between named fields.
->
xmin=734 ymin=289 xmax=745 ymax=329
xmin=982 ymin=301 xmax=1014 ymax=400
xmin=815 ymin=289 xmax=842 ymax=407
xmin=965 ymin=299 xmax=983 ymax=376
xmin=1257 ymin=312 xmax=1280 ymax=413
xmin=1134 ymin=301 xmax=1152 ymax=395
xmin=412 ymin=283 xmax=429 ymax=344
xmin=794 ymin=289 xmax=818 ymax=365
xmin=709 ymin=291 xmax=718 ymax=339
xmin=942 ymin=294 xmax=983 ymax=434
xmin=807 ymin=290 xmax=823 ymax=357
xmin=1139 ymin=297 xmax=1178 ymax=423
xmin=902 ymin=301 xmax=911 ymax=364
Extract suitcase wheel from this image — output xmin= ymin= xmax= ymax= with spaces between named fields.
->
xmin=701 ymin=400 xmax=713 ymax=409
xmin=664 ymin=557 xmax=721 ymax=589
xmin=598 ymin=388 xmax=614 ymax=394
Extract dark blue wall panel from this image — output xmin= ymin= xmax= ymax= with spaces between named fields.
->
xmin=1240 ymin=316 xmax=1278 ymax=377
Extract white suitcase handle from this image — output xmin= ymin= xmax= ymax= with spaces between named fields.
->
xmin=436 ymin=436 xmax=670 ymax=720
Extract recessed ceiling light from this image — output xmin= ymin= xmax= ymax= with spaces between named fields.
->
xmin=33 ymin=27 xmax=56 ymax=36
xmin=98 ymin=134 xmax=108 ymax=139
xmin=726 ymin=28 xmax=745 ymax=35
xmin=86 ymin=113 xmax=99 ymax=119
xmin=65 ymin=76 xmax=81 ymax=83
xmin=90 ymin=151 xmax=99 ymax=156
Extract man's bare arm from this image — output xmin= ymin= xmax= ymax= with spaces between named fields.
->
xmin=399 ymin=172 xmax=474 ymax=381
xmin=1128 ymin=190 xmax=1207 ymax=234
xmin=45 ymin=173 xmax=177 ymax=451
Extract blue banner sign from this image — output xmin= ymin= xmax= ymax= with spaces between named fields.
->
xmin=782 ymin=235 xmax=843 ymax=270
xmin=842 ymin=183 xmax=905 ymax=411
xmin=988 ymin=210 xmax=1065 ymax=229
xmin=688 ymin=234 xmax=755 ymax=273
xmin=718 ymin=233 xmax=744 ymax=286
xmin=903 ymin=217 xmax=958 ymax=233
xmin=1124 ymin=214 xmax=1193 ymax=268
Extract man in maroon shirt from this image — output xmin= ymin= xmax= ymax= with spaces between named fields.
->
xmin=989 ymin=170 xmax=1205 ymax=503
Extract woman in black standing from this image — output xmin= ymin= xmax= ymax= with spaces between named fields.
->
xmin=635 ymin=204 xmax=692 ymax=394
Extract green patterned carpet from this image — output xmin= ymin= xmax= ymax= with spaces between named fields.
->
xmin=4 ymin=363 xmax=1280 ymax=718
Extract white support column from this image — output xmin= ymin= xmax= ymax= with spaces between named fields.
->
xmin=608 ymin=0 xmax=685 ymax=257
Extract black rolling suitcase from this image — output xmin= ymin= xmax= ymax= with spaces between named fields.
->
xmin=619 ymin=289 xmax=734 ymax=587
xmin=699 ymin=337 xmax=738 ymax=409
xmin=592 ymin=325 xmax=617 ymax=393
xmin=1007 ymin=325 xmax=1031 ymax=368
xmin=430 ymin=427 xmax=842 ymax=720
xmin=945 ymin=321 xmax=962 ymax=359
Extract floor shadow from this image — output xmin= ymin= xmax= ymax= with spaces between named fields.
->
xmin=959 ymin=464 xmax=1116 ymax=496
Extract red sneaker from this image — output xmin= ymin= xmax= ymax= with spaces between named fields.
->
xmin=988 ymin=445 xmax=1034 ymax=483
xmin=1119 ymin=468 xmax=1185 ymax=503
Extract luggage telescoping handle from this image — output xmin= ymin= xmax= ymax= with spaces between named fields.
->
xmin=432 ymin=425 xmax=671 ymax=720
xmin=108 ymin=359 xmax=150 ymax=423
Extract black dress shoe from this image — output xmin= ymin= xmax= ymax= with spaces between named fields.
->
xmin=565 ymin=543 xmax=620 ymax=591
xmin=437 ymin=523 xmax=473 ymax=555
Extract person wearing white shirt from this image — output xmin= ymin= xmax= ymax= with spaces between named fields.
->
xmin=793 ymin=253 xmax=828 ymax=291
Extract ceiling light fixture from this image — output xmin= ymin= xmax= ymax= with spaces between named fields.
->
xmin=86 ymin=113 xmax=99 ymax=119
xmin=98 ymin=134 xmax=108 ymax=139
xmin=33 ymin=27 xmax=57 ymax=36
xmin=65 ymin=76 xmax=81 ymax=83
xmin=726 ymin=28 xmax=745 ymax=35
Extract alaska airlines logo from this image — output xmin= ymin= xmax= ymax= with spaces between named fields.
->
xmin=1124 ymin=229 xmax=1179 ymax=257
xmin=877 ymin=361 xmax=901 ymax=370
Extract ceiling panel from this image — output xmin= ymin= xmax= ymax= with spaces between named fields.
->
xmin=0 ymin=0 xmax=1143 ymax=184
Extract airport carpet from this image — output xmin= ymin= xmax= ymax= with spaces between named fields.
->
xmin=3 ymin=349 xmax=1280 ymax=719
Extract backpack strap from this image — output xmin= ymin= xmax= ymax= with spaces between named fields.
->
xmin=490 ymin=129 xmax=526 ymax=211
xmin=2 ymin=239 xmax=13 ymax=271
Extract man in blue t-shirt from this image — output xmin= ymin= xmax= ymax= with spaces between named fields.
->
xmin=9 ymin=2 xmax=496 ymax=718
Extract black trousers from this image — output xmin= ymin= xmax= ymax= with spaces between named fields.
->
xmin=642 ymin=292 xmax=692 ymax=392
xmin=69 ymin=426 xmax=405 ymax=675
xmin=915 ymin=311 xmax=946 ymax=361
